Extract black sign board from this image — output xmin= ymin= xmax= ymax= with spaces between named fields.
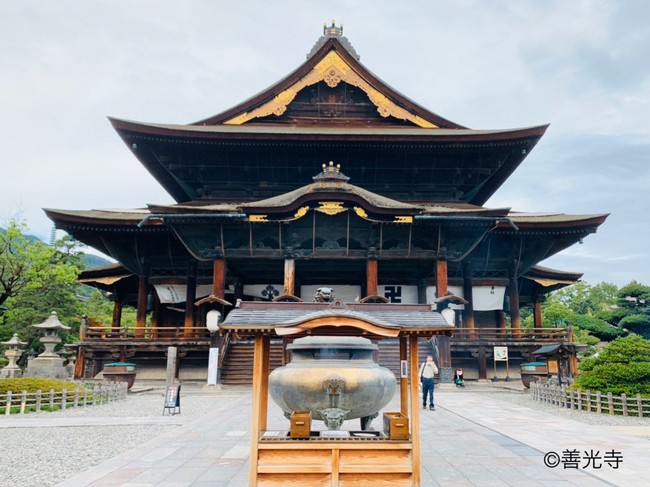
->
xmin=163 ymin=384 xmax=181 ymax=415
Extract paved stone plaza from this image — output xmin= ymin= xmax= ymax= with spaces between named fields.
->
xmin=2 ymin=384 xmax=648 ymax=486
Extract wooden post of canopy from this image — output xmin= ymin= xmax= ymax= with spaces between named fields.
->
xmin=399 ymin=335 xmax=408 ymax=417
xmin=249 ymin=334 xmax=270 ymax=487
xmin=184 ymin=263 xmax=197 ymax=336
xmin=462 ymin=264 xmax=475 ymax=338
xmin=135 ymin=275 xmax=148 ymax=338
xmin=409 ymin=334 xmax=421 ymax=487
xmin=366 ymin=258 xmax=378 ymax=297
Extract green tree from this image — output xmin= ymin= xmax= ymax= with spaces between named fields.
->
xmin=574 ymin=335 xmax=650 ymax=395
xmin=546 ymin=281 xmax=618 ymax=316
xmin=0 ymin=221 xmax=84 ymax=350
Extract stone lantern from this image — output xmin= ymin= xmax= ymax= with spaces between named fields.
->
xmin=0 ymin=333 xmax=27 ymax=378
xmin=25 ymin=311 xmax=70 ymax=379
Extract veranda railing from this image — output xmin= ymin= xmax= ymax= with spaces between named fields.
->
xmin=530 ymin=381 xmax=649 ymax=418
xmin=0 ymin=381 xmax=128 ymax=415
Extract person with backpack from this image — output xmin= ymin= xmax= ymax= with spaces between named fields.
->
xmin=418 ymin=354 xmax=438 ymax=410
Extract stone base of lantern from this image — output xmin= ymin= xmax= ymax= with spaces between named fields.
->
xmin=25 ymin=356 xmax=68 ymax=379
xmin=0 ymin=366 xmax=23 ymax=379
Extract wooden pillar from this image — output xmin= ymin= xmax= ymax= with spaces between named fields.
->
xmin=249 ymin=334 xmax=270 ymax=486
xmin=409 ymin=335 xmax=421 ymax=487
xmin=135 ymin=275 xmax=148 ymax=339
xmin=283 ymin=258 xmax=295 ymax=296
xmin=399 ymin=335 xmax=408 ymax=417
xmin=478 ymin=346 xmax=487 ymax=380
xmin=150 ymin=293 xmax=160 ymax=339
xmin=462 ymin=265 xmax=475 ymax=337
xmin=366 ymin=259 xmax=378 ymax=297
xmin=417 ymin=279 xmax=427 ymax=304
xmin=533 ymin=298 xmax=543 ymax=330
xmin=74 ymin=346 xmax=85 ymax=379
xmin=435 ymin=259 xmax=448 ymax=297
xmin=212 ymin=258 xmax=226 ymax=299
xmin=497 ymin=310 xmax=507 ymax=338
xmin=111 ymin=301 xmax=123 ymax=328
xmin=509 ymin=276 xmax=521 ymax=334
xmin=184 ymin=263 xmax=197 ymax=336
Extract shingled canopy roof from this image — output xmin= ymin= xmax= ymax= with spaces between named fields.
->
xmin=220 ymin=301 xmax=454 ymax=338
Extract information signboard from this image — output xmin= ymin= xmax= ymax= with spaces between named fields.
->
xmin=163 ymin=384 xmax=181 ymax=415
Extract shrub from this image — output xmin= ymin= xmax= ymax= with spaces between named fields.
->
xmin=574 ymin=335 xmax=650 ymax=395
xmin=0 ymin=377 xmax=84 ymax=395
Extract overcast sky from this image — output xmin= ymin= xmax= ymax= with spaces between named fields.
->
xmin=2 ymin=0 xmax=649 ymax=287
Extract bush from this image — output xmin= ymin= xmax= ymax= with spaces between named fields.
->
xmin=574 ymin=336 xmax=650 ymax=395
xmin=0 ymin=377 xmax=84 ymax=395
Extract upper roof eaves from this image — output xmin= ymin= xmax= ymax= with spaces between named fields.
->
xmin=193 ymin=36 xmax=465 ymax=129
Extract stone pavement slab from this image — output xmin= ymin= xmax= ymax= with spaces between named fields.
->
xmin=52 ymin=387 xmax=648 ymax=486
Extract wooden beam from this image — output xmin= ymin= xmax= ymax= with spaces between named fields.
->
xmin=135 ymin=274 xmax=148 ymax=338
xmin=212 ymin=258 xmax=226 ymax=299
xmin=283 ymin=258 xmax=295 ymax=296
xmin=435 ymin=260 xmax=448 ymax=297
xmin=399 ymin=336 xmax=408 ymax=417
xmin=409 ymin=335 xmax=421 ymax=487
xmin=366 ymin=259 xmax=378 ymax=297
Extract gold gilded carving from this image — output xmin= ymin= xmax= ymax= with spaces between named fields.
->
xmin=316 ymin=202 xmax=346 ymax=216
xmin=224 ymin=51 xmax=438 ymax=128
xmin=354 ymin=207 xmax=369 ymax=219
xmin=249 ymin=215 xmax=269 ymax=222
xmin=394 ymin=216 xmax=413 ymax=224
xmin=294 ymin=206 xmax=310 ymax=219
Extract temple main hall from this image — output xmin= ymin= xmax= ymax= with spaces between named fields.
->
xmin=46 ymin=23 xmax=607 ymax=384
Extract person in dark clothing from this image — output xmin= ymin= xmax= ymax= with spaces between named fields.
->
xmin=418 ymin=354 xmax=438 ymax=410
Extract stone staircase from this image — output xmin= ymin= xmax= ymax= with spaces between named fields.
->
xmin=220 ymin=339 xmax=285 ymax=385
xmin=221 ymin=337 xmax=437 ymax=385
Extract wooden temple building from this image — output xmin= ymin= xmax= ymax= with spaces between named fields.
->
xmin=46 ymin=23 xmax=607 ymax=385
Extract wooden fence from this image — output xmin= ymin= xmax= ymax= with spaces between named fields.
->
xmin=0 ymin=381 xmax=128 ymax=415
xmin=530 ymin=381 xmax=649 ymax=418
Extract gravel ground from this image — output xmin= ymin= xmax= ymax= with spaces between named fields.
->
xmin=0 ymin=386 xmax=647 ymax=487
xmin=0 ymin=391 xmax=222 ymax=487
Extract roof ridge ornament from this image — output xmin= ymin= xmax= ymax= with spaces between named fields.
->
xmin=307 ymin=21 xmax=360 ymax=60
xmin=313 ymin=161 xmax=350 ymax=182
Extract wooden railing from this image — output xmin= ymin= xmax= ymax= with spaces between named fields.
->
xmin=1 ymin=382 xmax=128 ymax=415
xmin=82 ymin=326 xmax=211 ymax=341
xmin=530 ymin=381 xmax=649 ymax=418
xmin=451 ymin=327 xmax=569 ymax=342
xmin=81 ymin=325 xmax=569 ymax=344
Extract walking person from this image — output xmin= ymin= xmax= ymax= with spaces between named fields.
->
xmin=419 ymin=354 xmax=438 ymax=410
